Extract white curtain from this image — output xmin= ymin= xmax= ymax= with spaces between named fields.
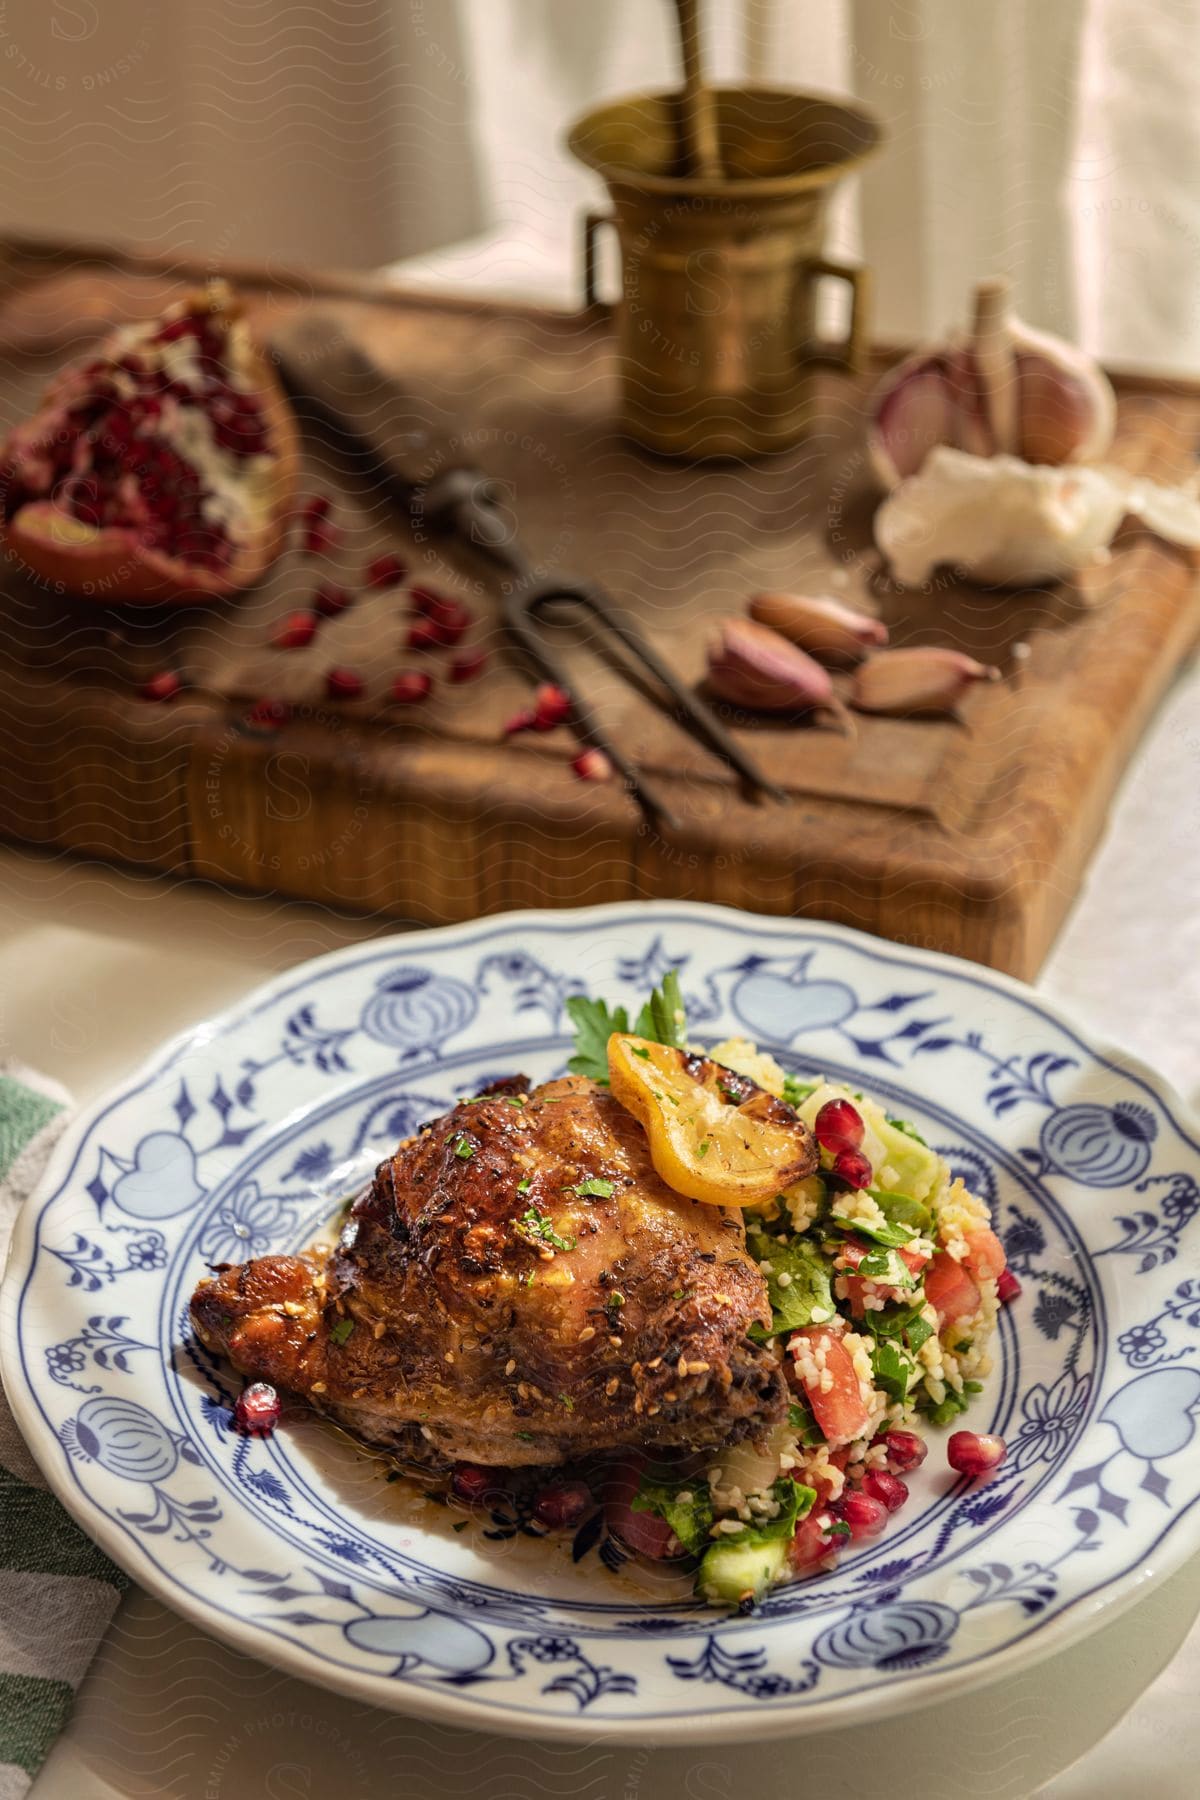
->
xmin=3 ymin=1 xmax=1199 ymax=372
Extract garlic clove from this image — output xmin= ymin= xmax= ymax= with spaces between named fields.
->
xmin=706 ymin=616 xmax=852 ymax=731
xmin=875 ymin=447 xmax=1126 ymax=587
xmin=868 ymin=277 xmax=1117 ymax=489
xmin=747 ymin=591 xmax=888 ymax=666
xmin=852 ymin=647 xmax=1001 ymax=717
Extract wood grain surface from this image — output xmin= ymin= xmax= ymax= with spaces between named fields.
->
xmin=0 ymin=241 xmax=1197 ymax=978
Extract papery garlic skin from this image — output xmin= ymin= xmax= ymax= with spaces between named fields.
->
xmin=868 ymin=278 xmax=1117 ymax=490
xmin=875 ymin=447 xmax=1126 ymax=587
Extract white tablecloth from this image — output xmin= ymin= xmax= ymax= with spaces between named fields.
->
xmin=1 ymin=652 xmax=1196 ymax=1800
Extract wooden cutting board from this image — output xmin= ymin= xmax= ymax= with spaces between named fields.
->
xmin=0 ymin=240 xmax=1197 ymax=979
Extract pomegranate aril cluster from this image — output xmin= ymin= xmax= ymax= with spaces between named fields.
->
xmin=7 ymin=305 xmax=271 ymax=574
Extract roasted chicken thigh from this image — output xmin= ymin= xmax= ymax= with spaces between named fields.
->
xmin=191 ymin=1073 xmax=798 ymax=1467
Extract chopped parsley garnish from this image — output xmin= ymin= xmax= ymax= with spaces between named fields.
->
xmin=516 ymin=1203 xmax=576 ymax=1253
xmin=863 ymin=1298 xmax=935 ymax=1358
xmin=565 ymin=1177 xmax=615 ymax=1199
xmin=560 ymin=1394 xmax=575 ymax=1412
xmin=517 ymin=1177 xmax=532 ymax=1194
xmin=783 ymin=1075 xmax=818 ymax=1108
xmin=697 ymin=1139 xmax=711 ymax=1158
xmin=632 ymin=1475 xmax=714 ymax=1555
xmin=853 ymin=1244 xmax=917 ymax=1288
xmin=704 ymin=1478 xmax=815 ymax=1555
xmin=453 ymin=1136 xmax=475 ymax=1160
xmin=631 ymin=1045 xmax=650 ymax=1059
xmin=871 ymin=1340 xmax=912 ymax=1402
xmin=923 ymin=1380 xmax=983 ymax=1427
xmin=747 ymin=1231 xmax=836 ymax=1339
xmin=566 ymin=970 xmax=687 ymax=1084
xmin=330 ymin=1316 xmax=355 ymax=1346
xmin=826 ymin=1520 xmax=852 ymax=1540
xmin=515 ymin=1430 xmax=534 ymax=1441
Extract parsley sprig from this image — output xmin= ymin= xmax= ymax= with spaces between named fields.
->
xmin=515 ymin=1203 xmax=576 ymax=1253
xmin=566 ymin=970 xmax=687 ymax=1085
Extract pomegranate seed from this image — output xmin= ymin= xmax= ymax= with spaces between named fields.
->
xmin=407 ymin=619 xmax=446 ymax=651
xmin=245 ymin=698 xmax=290 ymax=730
xmin=532 ymin=682 xmax=571 ymax=729
xmin=882 ymin=1429 xmax=928 ymax=1474
xmin=390 ymin=671 xmax=433 ymax=705
xmin=863 ymin=1469 xmax=909 ymax=1512
xmin=572 ymin=747 xmax=614 ymax=782
xmin=450 ymin=1462 xmax=497 ymax=1506
xmin=449 ymin=649 xmax=488 ymax=683
xmin=302 ymin=516 xmax=341 ymax=555
xmin=503 ymin=708 xmax=537 ymax=736
xmin=832 ymin=1146 xmax=873 ymax=1189
xmin=271 ymin=611 xmax=318 ymax=650
xmin=532 ymin=1481 xmax=592 ymax=1530
xmin=325 ymin=666 xmax=365 ymax=701
xmin=997 ymin=1267 xmax=1022 ymax=1304
xmin=831 ymin=1491 xmax=888 ymax=1541
xmin=409 ymin=584 xmax=450 ymax=616
xmin=296 ymin=494 xmax=330 ymax=524
xmin=140 ymin=670 xmax=181 ymax=703
xmin=365 ymin=552 xmax=407 ymax=591
xmin=947 ymin=1430 xmax=1007 ymax=1477
xmin=407 ymin=602 xmax=470 ymax=649
xmin=234 ymin=1382 xmax=280 ymax=1435
xmin=814 ymin=1097 xmax=865 ymax=1151
xmin=313 ymin=581 xmax=353 ymax=618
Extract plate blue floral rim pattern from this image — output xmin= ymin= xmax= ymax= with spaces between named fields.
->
xmin=2 ymin=902 xmax=1199 ymax=1745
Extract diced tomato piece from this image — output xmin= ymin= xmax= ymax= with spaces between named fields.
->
xmin=601 ymin=1456 xmax=686 ymax=1560
xmin=788 ymin=1514 xmax=838 ymax=1573
xmin=788 ymin=1327 xmax=872 ymax=1442
xmin=924 ymin=1251 xmax=982 ymax=1326
xmin=963 ymin=1226 xmax=1007 ymax=1282
xmin=899 ymin=1244 xmax=930 ymax=1275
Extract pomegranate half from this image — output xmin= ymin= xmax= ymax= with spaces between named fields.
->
xmin=0 ymin=281 xmax=298 ymax=603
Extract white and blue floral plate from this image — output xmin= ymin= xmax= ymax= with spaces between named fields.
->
xmin=3 ymin=903 xmax=1199 ymax=1743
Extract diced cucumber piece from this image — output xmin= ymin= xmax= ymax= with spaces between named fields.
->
xmin=872 ymin=1116 xmax=943 ymax=1201
xmin=699 ymin=1534 xmax=789 ymax=1606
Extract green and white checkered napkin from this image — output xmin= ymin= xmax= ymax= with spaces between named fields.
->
xmin=0 ymin=1065 xmax=126 ymax=1796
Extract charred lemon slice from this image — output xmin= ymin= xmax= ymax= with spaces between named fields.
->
xmin=608 ymin=1036 xmax=817 ymax=1207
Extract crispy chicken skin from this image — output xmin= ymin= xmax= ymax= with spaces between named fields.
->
xmin=190 ymin=1074 xmax=789 ymax=1468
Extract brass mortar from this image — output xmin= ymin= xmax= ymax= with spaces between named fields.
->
xmin=567 ymin=86 xmax=882 ymax=459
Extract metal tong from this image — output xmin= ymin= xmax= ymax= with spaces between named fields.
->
xmin=415 ymin=468 xmax=785 ymax=829
xmin=269 ymin=316 xmax=785 ymax=831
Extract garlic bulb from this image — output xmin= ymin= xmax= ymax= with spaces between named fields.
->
xmin=747 ymin=592 xmax=888 ymax=665
xmin=875 ymin=448 xmax=1127 ymax=587
xmin=868 ymin=278 xmax=1117 ymax=490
